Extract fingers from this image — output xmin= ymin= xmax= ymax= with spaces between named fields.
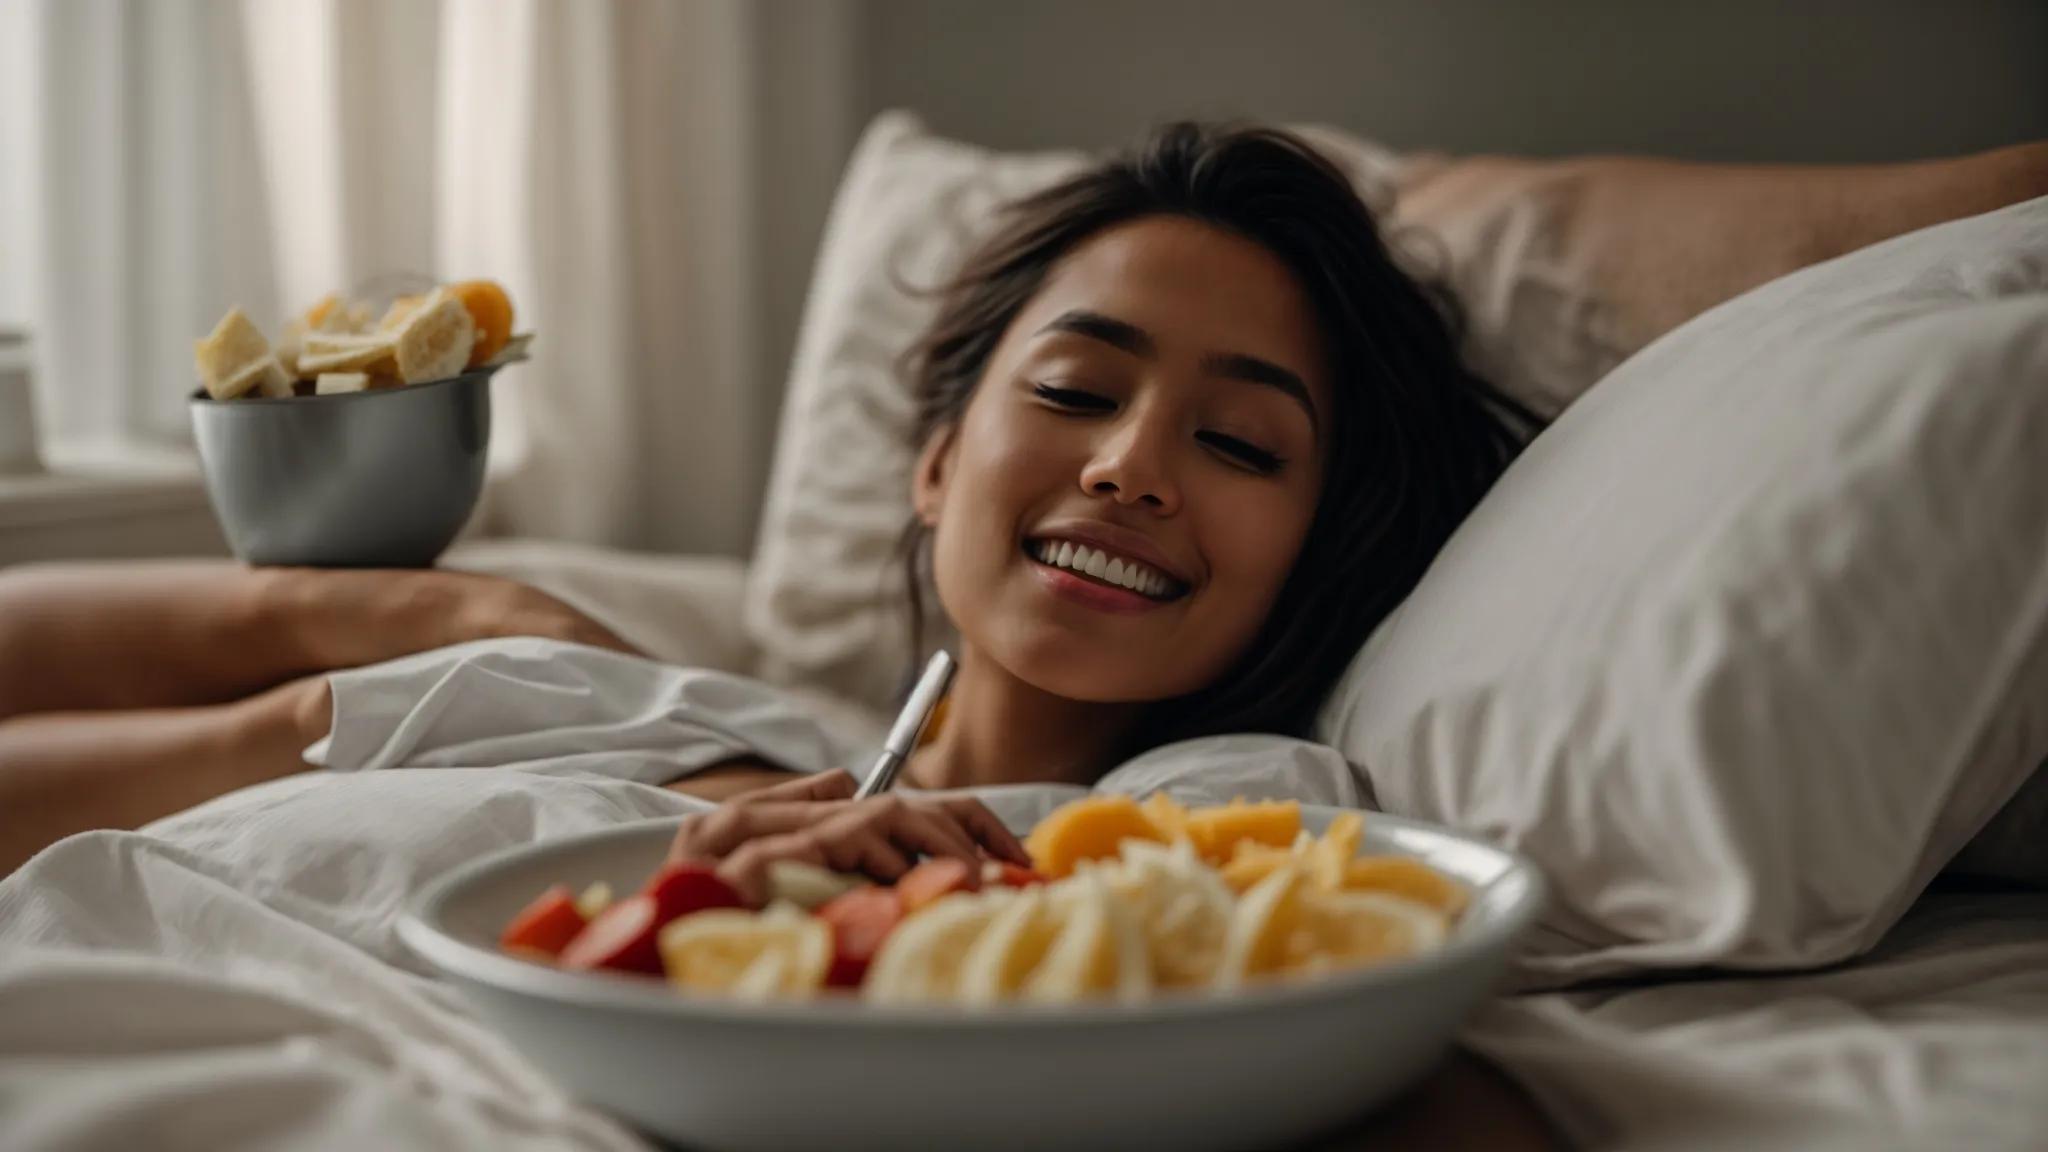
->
xmin=668 ymin=788 xmax=1029 ymax=895
xmin=670 ymin=798 xmax=846 ymax=860
xmin=717 ymin=834 xmax=830 ymax=906
xmin=811 ymin=807 xmax=916 ymax=880
xmin=931 ymin=795 xmax=1032 ymax=866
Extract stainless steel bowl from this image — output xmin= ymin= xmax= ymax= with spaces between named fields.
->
xmin=189 ymin=370 xmax=493 ymax=568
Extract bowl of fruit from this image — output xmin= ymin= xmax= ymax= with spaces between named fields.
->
xmin=187 ymin=280 xmax=531 ymax=568
xmin=398 ymin=794 xmax=1545 ymax=1152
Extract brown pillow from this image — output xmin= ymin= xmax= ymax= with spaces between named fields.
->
xmin=1391 ymin=140 xmax=2048 ymax=417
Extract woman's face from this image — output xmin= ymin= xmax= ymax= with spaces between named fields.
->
xmin=915 ymin=215 xmax=1331 ymax=703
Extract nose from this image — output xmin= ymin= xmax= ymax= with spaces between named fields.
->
xmin=1077 ymin=410 xmax=1181 ymax=514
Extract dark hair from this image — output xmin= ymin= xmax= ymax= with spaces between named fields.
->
xmin=899 ymin=121 xmax=1539 ymax=760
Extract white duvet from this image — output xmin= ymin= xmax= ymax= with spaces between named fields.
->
xmin=2 ymin=640 xmax=2043 ymax=1150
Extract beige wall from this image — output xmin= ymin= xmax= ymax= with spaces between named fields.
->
xmin=855 ymin=0 xmax=2048 ymax=161
xmin=744 ymin=0 xmax=2046 ymax=545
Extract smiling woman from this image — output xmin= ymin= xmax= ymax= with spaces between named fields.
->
xmin=894 ymin=124 xmax=1538 ymax=787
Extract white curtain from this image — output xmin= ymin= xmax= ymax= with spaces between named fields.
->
xmin=1 ymin=0 xmax=805 ymax=555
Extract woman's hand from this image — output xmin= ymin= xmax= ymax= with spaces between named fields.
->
xmin=667 ymin=770 xmax=1031 ymax=905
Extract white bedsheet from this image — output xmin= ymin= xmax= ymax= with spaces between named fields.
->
xmin=2 ymin=640 xmax=2043 ymax=1150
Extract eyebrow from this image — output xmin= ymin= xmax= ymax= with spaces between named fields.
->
xmin=1034 ymin=309 xmax=1319 ymax=434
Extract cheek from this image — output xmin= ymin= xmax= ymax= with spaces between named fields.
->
xmin=929 ymin=401 xmax=1061 ymax=592
xmin=1194 ymin=476 xmax=1318 ymax=628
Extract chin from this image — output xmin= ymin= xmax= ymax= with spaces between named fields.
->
xmin=986 ymin=623 xmax=1211 ymax=704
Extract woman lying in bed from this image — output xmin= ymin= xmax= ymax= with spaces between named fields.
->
xmin=0 ymin=123 xmax=1551 ymax=1145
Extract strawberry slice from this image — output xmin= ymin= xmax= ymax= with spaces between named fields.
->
xmin=559 ymin=893 xmax=664 ymax=974
xmin=814 ymin=886 xmax=903 ymax=988
xmin=992 ymin=862 xmax=1046 ymax=888
xmin=643 ymin=862 xmax=746 ymax=924
xmin=896 ymin=857 xmax=981 ymax=914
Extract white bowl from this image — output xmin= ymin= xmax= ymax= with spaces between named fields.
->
xmin=399 ymin=806 xmax=1544 ymax=1152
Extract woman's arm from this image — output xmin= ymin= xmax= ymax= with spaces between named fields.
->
xmin=0 ymin=561 xmax=638 ymax=721
xmin=0 ymin=675 xmax=331 ymax=876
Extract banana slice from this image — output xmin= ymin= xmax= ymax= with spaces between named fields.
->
xmin=955 ymin=888 xmax=1064 ymax=1004
xmin=1102 ymin=839 xmax=1236 ymax=988
xmin=298 ymin=331 xmax=397 ymax=375
xmin=1303 ymin=812 xmax=1364 ymax=891
xmin=314 ymin=371 xmax=370 ymax=395
xmin=765 ymin=861 xmax=863 ymax=911
xmin=1288 ymin=889 xmax=1447 ymax=974
xmin=194 ymin=308 xmax=275 ymax=399
xmin=658 ymin=904 xmax=831 ymax=1001
xmin=1021 ymin=871 xmax=1152 ymax=1003
xmin=864 ymin=888 xmax=1019 ymax=1005
xmin=392 ymin=289 xmax=476 ymax=384
xmin=1215 ymin=863 xmax=1307 ymax=988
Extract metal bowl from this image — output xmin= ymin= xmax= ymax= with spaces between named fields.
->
xmin=189 ymin=370 xmax=493 ymax=568
xmin=399 ymin=806 xmax=1546 ymax=1152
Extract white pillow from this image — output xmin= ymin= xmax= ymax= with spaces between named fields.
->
xmin=1316 ymin=195 xmax=2048 ymax=984
xmin=744 ymin=112 xmax=1405 ymax=711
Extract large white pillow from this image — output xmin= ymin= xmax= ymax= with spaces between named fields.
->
xmin=1317 ymin=195 xmax=2048 ymax=984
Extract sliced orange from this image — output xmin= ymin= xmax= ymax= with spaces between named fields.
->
xmin=448 ymin=279 xmax=514 ymax=368
xmin=1182 ymin=799 xmax=1300 ymax=865
xmin=1023 ymin=795 xmax=1165 ymax=879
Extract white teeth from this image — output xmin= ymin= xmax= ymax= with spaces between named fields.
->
xmin=1028 ymin=538 xmax=1176 ymax=599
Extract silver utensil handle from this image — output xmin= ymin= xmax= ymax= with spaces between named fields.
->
xmin=854 ymin=650 xmax=955 ymax=799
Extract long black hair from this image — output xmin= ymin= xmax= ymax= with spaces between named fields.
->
xmin=899 ymin=121 xmax=1539 ymax=759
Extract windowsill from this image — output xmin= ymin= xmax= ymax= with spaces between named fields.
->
xmin=0 ymin=442 xmax=207 ymax=524
xmin=0 ymin=440 xmax=521 ymax=565
xmin=0 ymin=442 xmax=228 ymax=563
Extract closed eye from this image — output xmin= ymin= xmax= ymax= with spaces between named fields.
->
xmin=1032 ymin=383 xmax=1115 ymax=411
xmin=1198 ymin=431 xmax=1285 ymax=474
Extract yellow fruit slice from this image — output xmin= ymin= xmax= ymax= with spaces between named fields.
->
xmin=1102 ymin=839 xmax=1236 ymax=988
xmin=1023 ymin=795 xmax=1165 ymax=879
xmin=378 ymin=294 xmax=429 ymax=332
xmin=303 ymin=292 xmax=347 ymax=332
xmin=658 ymin=904 xmax=830 ymax=1001
xmin=392 ymin=289 xmax=477 ymax=384
xmin=1218 ymin=845 xmax=1293 ymax=895
xmin=1341 ymin=856 xmax=1469 ymax=919
xmin=297 ymin=331 xmax=397 ymax=375
xmin=864 ymin=888 xmax=1018 ymax=1005
xmin=1022 ymin=871 xmax=1152 ymax=1003
xmin=447 ymin=279 xmax=515 ymax=368
xmin=1303 ymin=811 xmax=1364 ymax=890
xmin=194 ymin=308 xmax=275 ymax=399
xmin=1182 ymin=799 xmax=1300 ymax=865
xmin=1287 ymin=889 xmax=1447 ymax=973
xmin=1139 ymin=792 xmax=1191 ymax=840
xmin=955 ymin=888 xmax=1064 ymax=1004
xmin=314 ymin=372 xmax=370 ymax=395
xmin=1215 ymin=863 xmax=1308 ymax=987
xmin=574 ymin=881 xmax=613 ymax=920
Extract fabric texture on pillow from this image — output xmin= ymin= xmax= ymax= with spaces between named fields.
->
xmin=1316 ymin=195 xmax=2048 ymax=985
